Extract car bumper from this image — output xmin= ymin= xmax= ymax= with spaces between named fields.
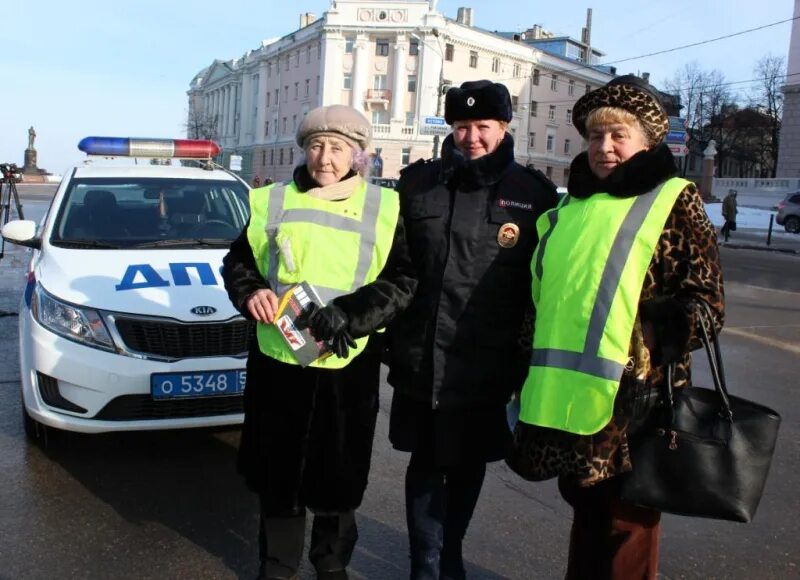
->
xmin=19 ymin=309 xmax=245 ymax=434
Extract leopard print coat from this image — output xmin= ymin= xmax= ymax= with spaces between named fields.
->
xmin=518 ymin=144 xmax=724 ymax=488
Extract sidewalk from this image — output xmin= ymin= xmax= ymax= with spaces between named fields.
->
xmin=719 ymin=228 xmax=800 ymax=254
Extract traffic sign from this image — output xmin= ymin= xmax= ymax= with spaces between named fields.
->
xmin=419 ymin=116 xmax=450 ymax=136
xmin=668 ymin=144 xmax=689 ymax=157
xmin=229 ymin=155 xmax=242 ymax=171
xmin=665 ymin=130 xmax=688 ymax=144
xmin=668 ymin=116 xmax=687 ymax=131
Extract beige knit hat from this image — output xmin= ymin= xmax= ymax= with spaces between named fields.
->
xmin=296 ymin=105 xmax=372 ymax=151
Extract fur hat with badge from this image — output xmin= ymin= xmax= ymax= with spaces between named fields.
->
xmin=572 ymin=74 xmax=670 ymax=145
xmin=444 ymin=80 xmax=513 ymax=125
xmin=296 ymin=104 xmax=372 ymax=151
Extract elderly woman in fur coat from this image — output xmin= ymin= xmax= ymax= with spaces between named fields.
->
xmin=514 ymin=75 xmax=724 ymax=579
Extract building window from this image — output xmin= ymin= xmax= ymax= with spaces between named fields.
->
xmin=279 ymin=149 xmax=284 ymax=164
xmin=305 ymin=79 xmax=310 ymax=97
xmin=529 ymin=132 xmax=535 ymax=148
xmin=407 ymin=75 xmax=417 ymax=92
xmin=514 ymin=63 xmax=521 ymax=77
xmin=283 ymin=86 xmax=288 ymax=102
xmin=568 ymin=80 xmax=575 ymax=96
xmin=376 ymin=39 xmax=390 ymax=56
xmin=282 ymin=117 xmax=287 ymax=134
xmin=316 ymin=75 xmax=320 ymax=95
xmin=530 ymin=101 xmax=538 ymax=117
xmin=264 ymin=121 xmax=269 ymax=137
xmin=469 ymin=51 xmax=478 ymax=68
xmin=270 ymin=149 xmax=274 ymax=165
xmin=546 ymin=166 xmax=553 ymax=179
xmin=267 ymin=62 xmax=272 ymax=78
xmin=294 ymin=82 xmax=299 ymax=99
xmin=445 ymin=43 xmax=454 ymax=61
xmin=374 ymin=75 xmax=388 ymax=89
xmin=266 ymin=92 xmax=271 ymax=107
xmin=409 ymin=40 xmax=419 ymax=56
xmin=285 ymin=56 xmax=290 ymax=71
xmin=262 ymin=150 xmax=266 ymax=165
xmin=292 ymin=114 xmax=297 ymax=132
xmin=345 ymin=36 xmax=354 ymax=53
xmin=402 ymin=148 xmax=411 ymax=166
xmin=585 ymin=84 xmax=591 ymax=94
xmin=548 ymin=105 xmax=556 ymax=121
xmin=318 ymin=43 xmax=322 ymax=59
xmin=343 ymin=74 xmax=352 ymax=90
xmin=511 ymin=95 xmax=519 ymax=113
xmin=492 ymin=57 xmax=500 ymax=73
xmin=289 ymin=148 xmax=294 ymax=165
xmin=566 ymin=109 xmax=572 ymax=125
xmin=551 ymin=74 xmax=558 ymax=91
xmin=533 ymin=69 xmax=540 ymax=85
xmin=295 ymin=52 xmax=300 ymax=67
xmin=564 ymin=139 xmax=571 ymax=155
xmin=405 ymin=111 xmax=415 ymax=126
xmin=274 ymin=89 xmax=279 ymax=104
xmin=372 ymin=110 xmax=389 ymax=125
xmin=306 ymin=46 xmax=311 ymax=63
xmin=546 ymin=134 xmax=554 ymax=152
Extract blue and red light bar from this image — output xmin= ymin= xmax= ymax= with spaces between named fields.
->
xmin=78 ymin=137 xmax=221 ymax=159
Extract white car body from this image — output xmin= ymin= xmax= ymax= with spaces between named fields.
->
xmin=7 ymin=162 xmax=252 ymax=433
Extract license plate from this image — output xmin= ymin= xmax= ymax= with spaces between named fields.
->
xmin=151 ymin=370 xmax=246 ymax=400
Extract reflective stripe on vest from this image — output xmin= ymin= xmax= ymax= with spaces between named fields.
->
xmin=519 ymin=178 xmax=689 ymax=435
xmin=247 ymin=180 xmax=398 ymax=369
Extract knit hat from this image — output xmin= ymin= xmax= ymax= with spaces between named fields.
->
xmin=296 ymin=105 xmax=371 ymax=151
xmin=444 ymin=80 xmax=513 ymax=125
xmin=573 ymin=75 xmax=670 ymax=144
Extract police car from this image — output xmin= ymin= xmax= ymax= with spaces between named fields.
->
xmin=1 ymin=137 xmax=252 ymax=437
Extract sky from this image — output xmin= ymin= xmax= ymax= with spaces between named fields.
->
xmin=2 ymin=0 xmax=794 ymax=175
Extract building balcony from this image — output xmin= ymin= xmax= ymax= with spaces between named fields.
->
xmin=365 ymin=89 xmax=392 ymax=107
xmin=370 ymin=123 xmax=426 ymax=140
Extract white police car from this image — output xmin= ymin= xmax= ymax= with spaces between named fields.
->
xmin=1 ymin=137 xmax=252 ymax=436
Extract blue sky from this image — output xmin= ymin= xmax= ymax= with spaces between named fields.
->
xmin=3 ymin=0 xmax=793 ymax=174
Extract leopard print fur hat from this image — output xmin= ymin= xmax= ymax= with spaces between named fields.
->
xmin=573 ymin=75 xmax=669 ymax=145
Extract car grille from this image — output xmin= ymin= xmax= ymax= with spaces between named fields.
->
xmin=114 ymin=316 xmax=254 ymax=359
xmin=94 ymin=394 xmax=244 ymax=421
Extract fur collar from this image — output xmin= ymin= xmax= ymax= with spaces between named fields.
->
xmin=440 ymin=132 xmax=515 ymax=191
xmin=567 ymin=143 xmax=678 ymax=199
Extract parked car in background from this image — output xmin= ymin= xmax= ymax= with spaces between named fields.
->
xmin=368 ymin=176 xmax=398 ymax=190
xmin=776 ymin=192 xmax=800 ymax=234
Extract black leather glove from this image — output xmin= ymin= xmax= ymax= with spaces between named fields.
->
xmin=330 ymin=329 xmax=358 ymax=359
xmin=306 ymin=303 xmax=349 ymax=342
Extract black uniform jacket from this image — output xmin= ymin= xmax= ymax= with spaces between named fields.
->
xmin=386 ymin=133 xmax=559 ymax=410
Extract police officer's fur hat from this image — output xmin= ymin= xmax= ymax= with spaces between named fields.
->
xmin=444 ymin=80 xmax=513 ymax=125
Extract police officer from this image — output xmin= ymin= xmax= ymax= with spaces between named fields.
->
xmin=385 ymin=80 xmax=559 ymax=579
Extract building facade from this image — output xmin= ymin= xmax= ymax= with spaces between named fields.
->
xmin=187 ymin=0 xmax=613 ymax=182
xmin=777 ymin=0 xmax=800 ymax=177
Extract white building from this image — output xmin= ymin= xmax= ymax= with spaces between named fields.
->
xmin=777 ymin=0 xmax=800 ymax=177
xmin=187 ymin=0 xmax=613 ymax=182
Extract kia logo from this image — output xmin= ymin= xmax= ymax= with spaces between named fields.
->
xmin=191 ymin=306 xmax=217 ymax=316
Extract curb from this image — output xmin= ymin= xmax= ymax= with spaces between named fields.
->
xmin=720 ymin=242 xmax=800 ymax=255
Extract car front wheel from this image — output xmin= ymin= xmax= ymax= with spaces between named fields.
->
xmin=784 ymin=216 xmax=800 ymax=234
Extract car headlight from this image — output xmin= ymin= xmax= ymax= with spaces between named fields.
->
xmin=32 ymin=284 xmax=115 ymax=351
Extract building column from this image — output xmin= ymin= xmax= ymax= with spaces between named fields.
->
xmin=351 ymin=34 xmax=369 ymax=113
xmin=392 ymin=37 xmax=407 ymax=121
xmin=239 ymin=73 xmax=252 ymax=146
xmin=417 ymin=33 xmax=442 ymax=119
xmin=255 ymin=63 xmax=269 ymax=144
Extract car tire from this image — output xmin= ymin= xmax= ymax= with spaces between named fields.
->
xmin=22 ymin=404 xmax=40 ymax=440
xmin=784 ymin=216 xmax=800 ymax=234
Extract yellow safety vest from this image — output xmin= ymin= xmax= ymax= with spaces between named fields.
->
xmin=247 ymin=180 xmax=399 ymax=369
xmin=519 ymin=178 xmax=689 ymax=434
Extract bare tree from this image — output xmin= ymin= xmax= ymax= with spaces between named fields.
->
xmin=749 ymin=54 xmax=785 ymax=177
xmin=185 ymin=109 xmax=219 ymax=141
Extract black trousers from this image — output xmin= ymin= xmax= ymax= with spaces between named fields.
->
xmin=259 ymin=497 xmax=358 ymax=579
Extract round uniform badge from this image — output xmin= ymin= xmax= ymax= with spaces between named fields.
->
xmin=497 ymin=223 xmax=520 ymax=248
xmin=467 ymin=96 xmax=475 ymax=107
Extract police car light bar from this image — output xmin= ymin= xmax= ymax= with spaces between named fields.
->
xmin=78 ymin=137 xmax=221 ymax=159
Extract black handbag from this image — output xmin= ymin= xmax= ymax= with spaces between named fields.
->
xmin=620 ymin=301 xmax=781 ymax=522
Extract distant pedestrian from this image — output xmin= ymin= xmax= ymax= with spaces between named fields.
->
xmin=252 ymin=175 xmax=262 ymax=188
xmin=721 ymin=189 xmax=738 ymax=241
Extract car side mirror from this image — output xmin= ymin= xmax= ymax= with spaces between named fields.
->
xmin=1 ymin=219 xmax=41 ymax=249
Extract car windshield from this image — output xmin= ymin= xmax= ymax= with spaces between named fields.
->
xmin=50 ymin=177 xmax=250 ymax=249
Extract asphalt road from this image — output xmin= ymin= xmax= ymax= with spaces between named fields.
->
xmin=0 ymin=186 xmax=798 ymax=579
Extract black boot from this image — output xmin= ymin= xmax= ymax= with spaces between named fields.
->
xmin=440 ymin=463 xmax=486 ymax=580
xmin=405 ymin=460 xmax=446 ymax=580
xmin=258 ymin=511 xmax=306 ymax=580
xmin=309 ymin=511 xmax=358 ymax=579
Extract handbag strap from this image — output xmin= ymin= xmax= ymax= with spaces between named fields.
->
xmin=696 ymin=299 xmax=734 ymax=419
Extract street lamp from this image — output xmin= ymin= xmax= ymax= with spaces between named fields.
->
xmin=411 ymin=29 xmax=449 ymax=159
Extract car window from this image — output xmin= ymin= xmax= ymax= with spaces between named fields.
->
xmin=51 ymin=177 xmax=249 ymax=248
xmin=790 ymin=194 xmax=800 ymax=204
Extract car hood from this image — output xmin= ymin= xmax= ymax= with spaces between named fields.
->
xmin=35 ymin=246 xmax=239 ymax=321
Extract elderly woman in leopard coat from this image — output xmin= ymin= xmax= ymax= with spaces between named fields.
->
xmin=513 ymin=75 xmax=724 ymax=579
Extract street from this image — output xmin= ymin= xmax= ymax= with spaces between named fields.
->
xmin=0 ymin=185 xmax=798 ymax=579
